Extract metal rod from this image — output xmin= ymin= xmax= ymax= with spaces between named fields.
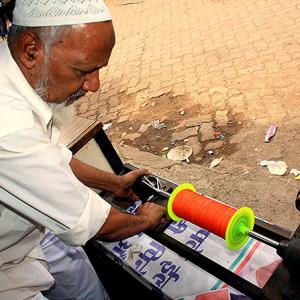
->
xmin=247 ymin=230 xmax=280 ymax=248
xmin=154 ymin=188 xmax=171 ymax=198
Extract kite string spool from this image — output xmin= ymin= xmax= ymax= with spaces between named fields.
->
xmin=167 ymin=183 xmax=255 ymax=250
xmin=172 ymin=189 xmax=237 ymax=239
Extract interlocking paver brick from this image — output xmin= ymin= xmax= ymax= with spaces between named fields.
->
xmin=74 ymin=0 xmax=300 ymax=126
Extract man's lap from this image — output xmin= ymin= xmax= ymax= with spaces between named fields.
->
xmin=40 ymin=230 xmax=109 ymax=300
xmin=31 ymin=293 xmax=49 ymax=300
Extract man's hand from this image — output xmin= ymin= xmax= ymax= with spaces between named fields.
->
xmin=113 ymin=168 xmax=149 ymax=201
xmin=70 ymin=158 xmax=150 ymax=202
xmin=136 ymin=202 xmax=167 ymax=230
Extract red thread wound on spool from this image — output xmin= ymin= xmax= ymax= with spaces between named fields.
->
xmin=172 ymin=190 xmax=237 ymax=238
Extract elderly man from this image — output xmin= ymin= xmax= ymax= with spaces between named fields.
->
xmin=0 ymin=1 xmax=166 ymax=299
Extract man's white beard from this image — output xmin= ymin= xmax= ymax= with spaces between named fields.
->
xmin=34 ymin=75 xmax=75 ymax=129
xmin=47 ymin=101 xmax=76 ymax=129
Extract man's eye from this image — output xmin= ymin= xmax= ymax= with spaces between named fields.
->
xmin=76 ymin=68 xmax=100 ymax=77
xmin=78 ymin=70 xmax=89 ymax=76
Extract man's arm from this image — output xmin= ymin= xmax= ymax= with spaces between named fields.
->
xmin=70 ymin=157 xmax=167 ymax=241
xmin=93 ymin=203 xmax=165 ymax=241
xmin=70 ymin=157 xmax=147 ymax=198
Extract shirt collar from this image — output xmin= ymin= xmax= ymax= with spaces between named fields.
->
xmin=0 ymin=41 xmax=53 ymax=127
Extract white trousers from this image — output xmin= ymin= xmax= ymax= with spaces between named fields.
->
xmin=39 ymin=230 xmax=109 ymax=300
xmin=32 ymin=293 xmax=48 ymax=300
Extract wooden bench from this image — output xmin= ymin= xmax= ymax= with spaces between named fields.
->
xmin=59 ymin=116 xmax=123 ymax=174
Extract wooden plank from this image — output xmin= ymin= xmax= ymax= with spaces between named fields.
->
xmin=59 ymin=116 xmax=103 ymax=154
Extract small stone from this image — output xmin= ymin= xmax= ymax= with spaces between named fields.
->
xmin=215 ymin=110 xmax=229 ymax=126
xmin=162 ymin=147 xmax=169 ymax=152
xmin=151 ymin=102 xmax=156 ymax=107
xmin=138 ymin=123 xmax=151 ymax=133
xmin=205 ymin=140 xmax=224 ymax=150
xmin=141 ymin=102 xmax=148 ymax=107
xmin=171 ymin=127 xmax=198 ymax=142
xmin=185 ymin=116 xmax=212 ymax=128
xmin=124 ymin=133 xmax=141 ymax=141
xmin=180 ymin=110 xmax=185 ymax=115
xmin=200 ymin=122 xmax=214 ymax=141
xmin=186 ymin=136 xmax=202 ymax=155
xmin=186 ymin=120 xmax=201 ymax=127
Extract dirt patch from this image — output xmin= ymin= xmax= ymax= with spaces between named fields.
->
xmin=106 ymin=93 xmax=243 ymax=165
xmin=103 ymin=91 xmax=300 ymax=228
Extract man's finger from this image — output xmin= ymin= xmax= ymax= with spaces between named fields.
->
xmin=130 ymin=168 xmax=150 ymax=178
xmin=128 ymin=189 xmax=140 ymax=202
xmin=160 ymin=217 xmax=167 ymax=224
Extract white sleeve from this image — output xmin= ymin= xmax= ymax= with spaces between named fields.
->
xmin=0 ymin=127 xmax=111 ymax=246
xmin=57 ymin=141 xmax=73 ymax=163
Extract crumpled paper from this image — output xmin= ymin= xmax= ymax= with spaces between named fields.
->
xmin=258 ymin=160 xmax=288 ymax=176
xmin=209 ymin=157 xmax=223 ymax=168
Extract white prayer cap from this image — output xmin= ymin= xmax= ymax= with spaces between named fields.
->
xmin=12 ymin=0 xmax=112 ymax=27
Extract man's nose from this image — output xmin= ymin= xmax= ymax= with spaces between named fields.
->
xmin=83 ymin=70 xmax=100 ymax=92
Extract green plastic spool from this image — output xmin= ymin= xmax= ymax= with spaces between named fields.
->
xmin=167 ymin=183 xmax=255 ymax=251
xmin=167 ymin=183 xmax=196 ymax=221
xmin=225 ymin=207 xmax=255 ymax=250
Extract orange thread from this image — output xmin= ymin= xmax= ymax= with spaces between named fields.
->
xmin=172 ymin=190 xmax=237 ymax=238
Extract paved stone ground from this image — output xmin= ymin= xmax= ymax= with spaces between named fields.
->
xmin=78 ymin=0 xmax=300 ymax=123
xmin=76 ymin=0 xmax=300 ymax=229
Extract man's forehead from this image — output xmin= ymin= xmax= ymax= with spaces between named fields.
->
xmin=54 ymin=23 xmax=115 ymax=66
xmin=62 ymin=22 xmax=115 ymax=46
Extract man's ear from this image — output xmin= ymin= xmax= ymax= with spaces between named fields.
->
xmin=17 ymin=31 xmax=45 ymax=70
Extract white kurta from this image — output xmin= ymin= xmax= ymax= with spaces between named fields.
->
xmin=0 ymin=41 xmax=111 ymax=299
